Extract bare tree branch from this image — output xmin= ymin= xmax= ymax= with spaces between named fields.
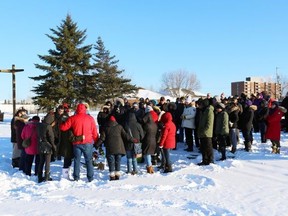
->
xmin=161 ymin=69 xmax=200 ymax=97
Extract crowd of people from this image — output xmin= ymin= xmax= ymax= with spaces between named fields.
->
xmin=10 ymin=91 xmax=288 ymax=183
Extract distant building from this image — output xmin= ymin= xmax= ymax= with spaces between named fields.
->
xmin=231 ymin=77 xmax=282 ymax=99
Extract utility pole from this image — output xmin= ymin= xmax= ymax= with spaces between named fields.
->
xmin=0 ymin=64 xmax=24 ymax=115
xmin=275 ymin=67 xmax=282 ymax=99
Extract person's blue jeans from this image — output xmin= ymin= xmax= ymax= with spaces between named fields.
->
xmin=229 ymin=128 xmax=238 ymax=149
xmin=107 ymin=154 xmax=122 ymax=175
xmin=163 ymin=148 xmax=171 ymax=166
xmin=143 ymin=154 xmax=152 ymax=167
xmin=73 ymin=143 xmax=94 ymax=182
xmin=126 ymin=150 xmax=138 ymax=173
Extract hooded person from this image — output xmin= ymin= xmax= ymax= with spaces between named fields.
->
xmin=265 ymin=101 xmax=287 ymax=153
xmin=95 ymin=115 xmax=137 ymax=180
xmin=159 ymin=112 xmax=176 ymax=173
xmin=238 ymin=99 xmax=257 ymax=152
xmin=36 ymin=115 xmax=57 ymax=183
xmin=60 ymin=103 xmax=99 ymax=182
xmin=21 ymin=115 xmax=41 ymax=176
xmin=197 ymin=98 xmax=215 ymax=165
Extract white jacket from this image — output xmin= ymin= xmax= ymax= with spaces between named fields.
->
xmin=181 ymin=106 xmax=196 ymax=129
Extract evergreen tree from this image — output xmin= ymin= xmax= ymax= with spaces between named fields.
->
xmin=91 ymin=37 xmax=138 ymax=104
xmin=30 ymin=14 xmax=92 ymax=109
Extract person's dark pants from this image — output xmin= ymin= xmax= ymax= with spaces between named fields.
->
xmin=38 ymin=153 xmax=52 ymax=176
xmin=194 ymin=127 xmax=200 ymax=148
xmin=200 ymin=137 xmax=214 ymax=164
xmin=184 ymin=128 xmax=194 ymax=151
xmin=242 ymin=129 xmax=253 ymax=151
xmin=63 ymin=157 xmax=73 ymax=168
xmin=25 ymin=154 xmax=40 ymax=176
xmin=285 ymin=113 xmax=288 ymax=132
xmin=107 ymin=154 xmax=122 ymax=175
xmin=177 ymin=126 xmax=184 ymax=143
xmin=19 ymin=149 xmax=27 ymax=172
xmin=217 ymin=135 xmax=227 ymax=159
xmin=258 ymin=121 xmax=267 ymax=143
xmin=159 ymin=148 xmax=166 ymax=168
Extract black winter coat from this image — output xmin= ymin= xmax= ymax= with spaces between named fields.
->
xmin=239 ymin=106 xmax=256 ymax=131
xmin=227 ymin=105 xmax=240 ymax=129
xmin=142 ymin=113 xmax=157 ymax=155
xmin=15 ymin=117 xmax=26 ymax=150
xmin=96 ymin=120 xmax=133 ymax=156
xmin=124 ymin=112 xmax=144 ymax=151
xmin=10 ymin=117 xmax=17 ymax=143
xmin=38 ymin=122 xmax=56 ymax=152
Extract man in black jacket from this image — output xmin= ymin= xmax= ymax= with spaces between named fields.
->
xmin=281 ymin=92 xmax=288 ymax=132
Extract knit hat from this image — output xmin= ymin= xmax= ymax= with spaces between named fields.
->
xmin=185 ymin=96 xmax=192 ymax=103
xmin=109 ymin=115 xmax=116 ymax=122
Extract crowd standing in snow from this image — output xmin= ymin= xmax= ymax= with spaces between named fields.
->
xmin=10 ymin=91 xmax=288 ymax=183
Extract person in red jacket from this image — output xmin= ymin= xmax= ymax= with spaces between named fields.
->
xmin=159 ymin=112 xmax=176 ymax=173
xmin=265 ymin=101 xmax=287 ymax=154
xmin=60 ymin=103 xmax=98 ymax=182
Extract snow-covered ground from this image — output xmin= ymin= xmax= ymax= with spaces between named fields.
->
xmin=0 ymin=112 xmax=288 ymax=216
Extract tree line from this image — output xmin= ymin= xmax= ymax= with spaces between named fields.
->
xmin=30 ymin=14 xmax=201 ymax=110
xmin=30 ymin=14 xmax=138 ymax=110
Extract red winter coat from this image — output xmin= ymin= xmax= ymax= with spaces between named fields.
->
xmin=60 ymin=104 xmax=98 ymax=145
xmin=265 ymin=107 xmax=284 ymax=141
xmin=21 ymin=121 xmax=39 ymax=155
xmin=159 ymin=112 xmax=176 ymax=149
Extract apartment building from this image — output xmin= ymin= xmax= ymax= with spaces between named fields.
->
xmin=231 ymin=77 xmax=282 ymax=99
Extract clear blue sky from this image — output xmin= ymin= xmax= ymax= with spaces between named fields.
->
xmin=1 ymin=0 xmax=287 ymax=101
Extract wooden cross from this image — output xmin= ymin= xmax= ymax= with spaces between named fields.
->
xmin=0 ymin=65 xmax=24 ymax=115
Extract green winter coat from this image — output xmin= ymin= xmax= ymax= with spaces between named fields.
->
xmin=214 ymin=111 xmax=229 ymax=136
xmin=198 ymin=105 xmax=214 ymax=138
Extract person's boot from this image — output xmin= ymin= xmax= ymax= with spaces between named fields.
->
xmin=12 ymin=158 xmax=20 ymax=168
xmin=38 ymin=172 xmax=44 ymax=183
xmin=146 ymin=166 xmax=154 ymax=174
xmin=115 ymin=175 xmax=120 ymax=180
xmin=276 ymin=147 xmax=280 ymax=154
xmin=271 ymin=146 xmax=277 ymax=154
xmin=231 ymin=146 xmax=236 ymax=154
xmin=109 ymin=175 xmax=116 ymax=181
xmin=220 ymin=149 xmax=226 ymax=160
xmin=163 ymin=164 xmax=173 ymax=173
xmin=244 ymin=142 xmax=252 ymax=152
xmin=44 ymin=172 xmax=53 ymax=181
xmin=62 ymin=168 xmax=69 ymax=180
